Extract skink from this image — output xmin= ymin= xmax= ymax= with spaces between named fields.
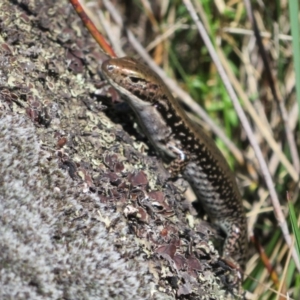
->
xmin=101 ymin=57 xmax=248 ymax=271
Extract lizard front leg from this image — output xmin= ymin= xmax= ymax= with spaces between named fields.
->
xmin=165 ymin=143 xmax=189 ymax=178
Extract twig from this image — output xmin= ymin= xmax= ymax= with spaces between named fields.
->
xmin=96 ymin=9 xmax=125 ymax=57
xmin=222 ymin=27 xmax=292 ymax=41
xmin=146 ymin=20 xmax=186 ymax=52
xmin=69 ymin=0 xmax=116 ymax=57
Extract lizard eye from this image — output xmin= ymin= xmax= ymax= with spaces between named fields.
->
xmin=129 ymin=76 xmax=140 ymax=83
xmin=106 ymin=65 xmax=114 ymax=71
